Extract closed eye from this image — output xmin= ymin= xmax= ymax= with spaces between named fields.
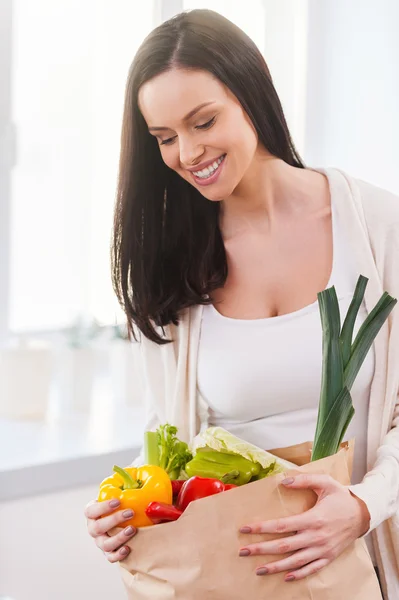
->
xmin=196 ymin=116 xmax=216 ymax=130
xmin=160 ymin=135 xmax=177 ymax=146
xmin=159 ymin=116 xmax=216 ymax=146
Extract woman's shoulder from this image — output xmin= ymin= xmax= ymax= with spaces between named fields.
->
xmin=314 ymin=166 xmax=399 ymax=229
xmin=342 ymin=169 xmax=399 ymax=230
xmin=137 ymin=304 xmax=203 ymax=352
xmin=357 ymin=177 xmax=399 ymax=225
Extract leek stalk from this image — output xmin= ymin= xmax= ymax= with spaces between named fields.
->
xmin=311 ymin=275 xmax=396 ymax=461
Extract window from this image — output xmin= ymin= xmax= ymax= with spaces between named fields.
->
xmin=8 ymin=0 xmax=156 ymax=332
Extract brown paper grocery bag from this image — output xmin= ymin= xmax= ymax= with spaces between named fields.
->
xmin=116 ymin=441 xmax=381 ymax=599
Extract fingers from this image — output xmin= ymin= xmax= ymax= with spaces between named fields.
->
xmin=239 ymin=531 xmax=316 ymax=557
xmin=283 ymin=557 xmax=330 ymax=581
xmin=85 ymin=498 xmax=121 ymax=520
xmin=240 ymin=507 xmax=324 ymax=535
xmin=282 ymin=474 xmax=338 ymax=494
xmin=95 ymin=525 xmax=138 ymax=562
xmin=95 ymin=534 xmax=132 ymax=563
xmin=88 ymin=507 xmax=136 ymax=538
xmin=255 ymin=547 xmax=322 ymax=577
xmin=85 ymin=497 xmax=138 ymax=563
xmin=103 ymin=545 xmax=132 ymax=563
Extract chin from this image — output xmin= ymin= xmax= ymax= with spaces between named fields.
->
xmin=192 ymin=185 xmax=226 ymax=202
xmin=201 ymin=190 xmax=226 ymax=202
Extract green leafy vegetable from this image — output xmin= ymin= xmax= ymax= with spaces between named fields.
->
xmin=192 ymin=427 xmax=296 ymax=472
xmin=144 ymin=424 xmax=192 ymax=480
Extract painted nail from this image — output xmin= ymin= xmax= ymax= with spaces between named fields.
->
xmin=285 ymin=575 xmax=295 ymax=582
xmin=256 ymin=567 xmax=269 ymax=576
xmin=120 ymin=547 xmax=129 ymax=555
xmin=123 ymin=509 xmax=134 ymax=518
xmin=109 ymin=499 xmax=121 ymax=508
xmin=239 ymin=549 xmax=250 ymax=557
xmin=124 ymin=526 xmax=135 ymax=536
xmin=240 ymin=526 xmax=252 ymax=533
xmin=281 ymin=477 xmax=295 ymax=485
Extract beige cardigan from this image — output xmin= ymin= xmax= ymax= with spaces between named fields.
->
xmin=135 ymin=168 xmax=399 ymax=599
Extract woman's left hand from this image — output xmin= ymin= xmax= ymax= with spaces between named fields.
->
xmin=238 ymin=474 xmax=371 ymax=582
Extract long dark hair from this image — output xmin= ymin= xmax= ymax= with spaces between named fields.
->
xmin=112 ymin=9 xmax=305 ymax=344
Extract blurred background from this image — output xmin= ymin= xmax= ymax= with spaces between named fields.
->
xmin=0 ymin=1 xmax=398 ymax=598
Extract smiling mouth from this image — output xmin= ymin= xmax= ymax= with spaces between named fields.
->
xmin=192 ymin=154 xmax=226 ymax=179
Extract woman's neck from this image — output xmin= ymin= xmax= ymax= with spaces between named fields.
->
xmin=219 ymin=158 xmax=328 ymax=240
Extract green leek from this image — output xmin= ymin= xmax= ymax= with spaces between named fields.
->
xmin=311 ymin=274 xmax=396 ymax=461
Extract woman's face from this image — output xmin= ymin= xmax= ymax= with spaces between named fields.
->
xmin=138 ymin=68 xmax=261 ymax=202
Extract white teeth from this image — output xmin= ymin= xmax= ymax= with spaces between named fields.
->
xmin=193 ymin=154 xmax=225 ymax=179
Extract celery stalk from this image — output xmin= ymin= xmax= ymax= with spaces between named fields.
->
xmin=144 ymin=431 xmax=160 ymax=466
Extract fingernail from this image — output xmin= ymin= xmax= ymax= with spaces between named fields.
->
xmin=120 ymin=547 xmax=129 ymax=556
xmin=281 ymin=477 xmax=295 ymax=485
xmin=123 ymin=509 xmax=134 ymax=518
xmin=109 ymin=499 xmax=121 ymax=508
xmin=124 ymin=526 xmax=135 ymax=536
xmin=239 ymin=549 xmax=250 ymax=557
xmin=240 ymin=526 xmax=252 ymax=533
xmin=256 ymin=567 xmax=269 ymax=576
xmin=285 ymin=575 xmax=295 ymax=582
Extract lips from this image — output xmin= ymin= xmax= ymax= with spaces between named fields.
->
xmin=190 ymin=154 xmax=226 ymax=187
xmin=187 ymin=154 xmax=226 ymax=173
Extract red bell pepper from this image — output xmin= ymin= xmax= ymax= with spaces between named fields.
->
xmin=145 ymin=501 xmax=183 ymax=524
xmin=171 ymin=479 xmax=185 ymax=497
xmin=176 ymin=476 xmax=237 ymax=511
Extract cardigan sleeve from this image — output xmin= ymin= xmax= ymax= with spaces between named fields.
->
xmin=348 ymin=399 xmax=399 ymax=532
xmin=347 ymin=181 xmax=399 ymax=533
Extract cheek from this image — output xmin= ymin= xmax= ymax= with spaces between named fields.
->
xmin=233 ymin=128 xmax=257 ymax=161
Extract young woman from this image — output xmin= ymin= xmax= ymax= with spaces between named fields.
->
xmin=85 ymin=9 xmax=399 ymax=597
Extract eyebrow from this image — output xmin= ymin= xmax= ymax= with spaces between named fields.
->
xmin=148 ymin=101 xmax=216 ymax=132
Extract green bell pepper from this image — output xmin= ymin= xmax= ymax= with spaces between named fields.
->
xmin=185 ymin=447 xmax=261 ymax=485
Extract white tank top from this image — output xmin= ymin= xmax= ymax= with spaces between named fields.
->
xmin=197 ymin=195 xmax=376 ymax=559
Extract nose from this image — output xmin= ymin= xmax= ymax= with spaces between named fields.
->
xmin=179 ymin=137 xmax=205 ymax=168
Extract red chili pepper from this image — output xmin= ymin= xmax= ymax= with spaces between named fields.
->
xmin=145 ymin=501 xmax=183 ymax=524
xmin=176 ymin=476 xmax=237 ymax=511
xmin=224 ymin=483 xmax=237 ymax=491
xmin=171 ymin=479 xmax=185 ymax=497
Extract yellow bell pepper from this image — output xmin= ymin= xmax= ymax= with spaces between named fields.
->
xmin=98 ymin=464 xmax=172 ymax=528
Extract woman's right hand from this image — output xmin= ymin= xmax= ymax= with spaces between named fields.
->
xmin=85 ymin=497 xmax=138 ymax=563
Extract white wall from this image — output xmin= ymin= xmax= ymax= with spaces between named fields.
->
xmin=305 ymin=0 xmax=399 ymax=193
xmin=0 ymin=485 xmax=127 ymax=600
